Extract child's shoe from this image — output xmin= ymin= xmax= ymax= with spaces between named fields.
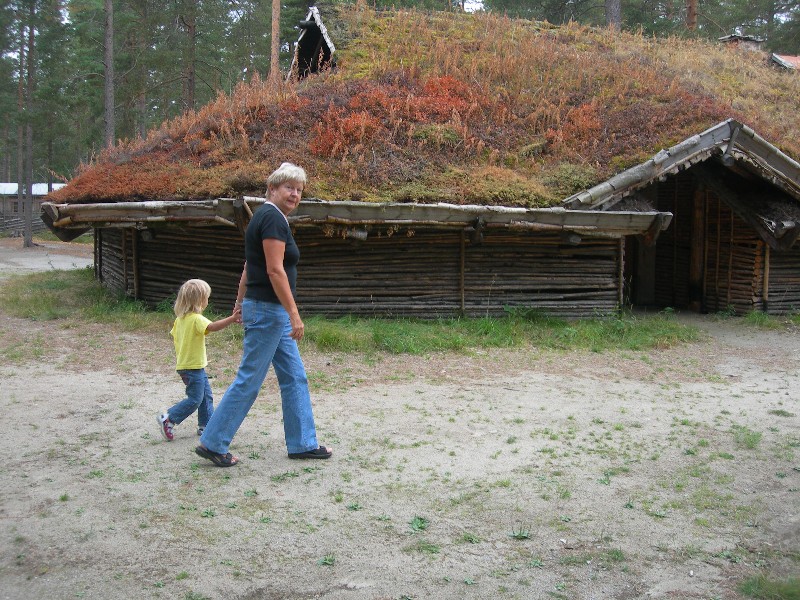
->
xmin=158 ymin=412 xmax=174 ymax=441
xmin=197 ymin=426 xmax=205 ymax=436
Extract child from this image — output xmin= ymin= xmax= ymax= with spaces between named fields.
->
xmin=158 ymin=279 xmax=240 ymax=441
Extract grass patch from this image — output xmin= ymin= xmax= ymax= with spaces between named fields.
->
xmin=1 ymin=270 xmax=699 ymax=356
xmin=732 ymin=425 xmax=763 ymax=450
xmin=306 ymin=309 xmax=697 ymax=355
xmin=739 ymin=574 xmax=800 ymax=599
xmin=769 ymin=409 xmax=795 ymax=418
xmin=0 ymin=268 xmax=166 ymax=330
xmin=743 ymin=311 xmax=783 ymax=330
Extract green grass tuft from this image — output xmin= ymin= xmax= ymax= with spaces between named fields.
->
xmin=739 ymin=574 xmax=800 ymax=600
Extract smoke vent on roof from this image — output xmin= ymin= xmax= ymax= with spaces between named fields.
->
xmin=290 ymin=6 xmax=336 ymax=80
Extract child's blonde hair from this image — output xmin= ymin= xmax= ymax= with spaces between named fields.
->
xmin=174 ymin=279 xmax=212 ymax=317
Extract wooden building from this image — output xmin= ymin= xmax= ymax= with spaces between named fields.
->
xmin=1 ymin=183 xmax=66 ymax=234
xmin=42 ymin=120 xmax=800 ymax=317
xmin=565 ymin=120 xmax=800 ymax=315
xmin=41 ymin=199 xmax=668 ymax=318
xmin=37 ymin=5 xmax=800 ymax=319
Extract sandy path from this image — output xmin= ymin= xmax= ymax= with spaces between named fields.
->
xmin=0 ymin=239 xmax=798 ymax=600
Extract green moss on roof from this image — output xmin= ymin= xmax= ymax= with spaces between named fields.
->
xmin=51 ymin=5 xmax=800 ymax=206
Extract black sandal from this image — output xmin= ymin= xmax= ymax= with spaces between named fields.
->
xmin=288 ymin=446 xmax=332 ymax=460
xmin=195 ymin=445 xmax=239 ymax=467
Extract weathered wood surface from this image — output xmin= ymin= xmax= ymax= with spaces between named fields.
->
xmin=765 ymin=246 xmax=800 ymax=313
xmin=82 ymin=172 xmax=800 ymax=317
xmin=42 ymin=197 xmax=671 ymax=238
xmin=563 ymin=119 xmax=800 ymax=211
xmin=652 ymin=172 xmax=772 ymax=314
xmin=96 ymin=224 xmax=622 ymax=318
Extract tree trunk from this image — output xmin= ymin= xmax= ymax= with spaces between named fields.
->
xmin=182 ymin=2 xmax=197 ymax=111
xmin=269 ymin=0 xmax=281 ymax=83
xmin=765 ymin=0 xmax=777 ymax=42
xmin=47 ymin=138 xmax=53 ymax=191
xmin=104 ymin=0 xmax=115 ymax=147
xmin=16 ymin=15 xmax=25 ymax=231
xmin=24 ymin=122 xmax=33 ymax=247
xmin=24 ymin=0 xmax=36 ymax=248
xmin=1 ymin=124 xmax=8 ymax=181
xmin=605 ymin=0 xmax=621 ymax=30
xmin=686 ymin=0 xmax=698 ymax=31
xmin=137 ymin=91 xmax=147 ymax=138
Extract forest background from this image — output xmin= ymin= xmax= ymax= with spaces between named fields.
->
xmin=1 ymin=0 xmax=799 ymax=195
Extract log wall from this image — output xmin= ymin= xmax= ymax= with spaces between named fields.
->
xmin=98 ymin=226 xmax=244 ymax=311
xmin=95 ymin=224 xmax=622 ymax=318
xmin=653 ymin=172 xmax=767 ymax=314
xmin=764 ymin=246 xmax=800 ymax=314
xmin=703 ymin=192 xmax=765 ymax=314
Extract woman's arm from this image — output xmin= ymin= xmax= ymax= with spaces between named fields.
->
xmin=235 ymin=264 xmax=247 ymax=309
xmin=263 ymin=238 xmax=304 ymax=341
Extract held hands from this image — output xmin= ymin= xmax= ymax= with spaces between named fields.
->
xmin=232 ymin=302 xmax=242 ymax=324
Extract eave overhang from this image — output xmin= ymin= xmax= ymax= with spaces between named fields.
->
xmin=41 ymin=198 xmax=672 ymax=244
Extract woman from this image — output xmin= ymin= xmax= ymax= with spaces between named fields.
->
xmin=195 ymin=162 xmax=331 ymax=467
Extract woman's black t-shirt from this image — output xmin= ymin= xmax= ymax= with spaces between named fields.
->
xmin=244 ymin=203 xmax=300 ymax=303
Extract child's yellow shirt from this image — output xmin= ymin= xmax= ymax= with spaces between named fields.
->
xmin=170 ymin=312 xmax=212 ymax=370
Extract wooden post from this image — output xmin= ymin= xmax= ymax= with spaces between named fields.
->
xmin=714 ymin=199 xmax=721 ymax=312
xmin=688 ymin=185 xmax=705 ymax=312
xmin=762 ymin=244 xmax=770 ymax=313
xmin=94 ymin=228 xmax=100 ymax=281
xmin=726 ymin=214 xmax=734 ymax=308
xmin=672 ymin=185 xmax=678 ymax=307
xmin=618 ymin=237 xmax=624 ymax=310
xmin=122 ymin=228 xmax=128 ymax=289
xmin=233 ymin=197 xmax=252 ymax=236
xmin=459 ymin=230 xmax=466 ymax=314
xmin=132 ymin=230 xmax=140 ymax=299
xmin=702 ymin=190 xmax=709 ymax=311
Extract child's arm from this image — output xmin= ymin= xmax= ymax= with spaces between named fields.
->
xmin=206 ymin=307 xmax=241 ymax=333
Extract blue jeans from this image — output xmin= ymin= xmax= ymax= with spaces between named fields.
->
xmin=168 ymin=368 xmax=214 ymax=427
xmin=199 ymin=299 xmax=319 ymax=455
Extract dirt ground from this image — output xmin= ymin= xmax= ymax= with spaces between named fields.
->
xmin=0 ymin=237 xmax=798 ymax=600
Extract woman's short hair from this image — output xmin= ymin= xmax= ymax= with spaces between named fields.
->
xmin=267 ymin=162 xmax=307 ymax=189
xmin=174 ymin=278 xmax=212 ymax=317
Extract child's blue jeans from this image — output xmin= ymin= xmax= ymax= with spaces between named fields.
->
xmin=168 ymin=368 xmax=214 ymax=427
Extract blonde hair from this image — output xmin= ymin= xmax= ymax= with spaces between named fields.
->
xmin=267 ymin=162 xmax=307 ymax=190
xmin=174 ymin=279 xmax=211 ymax=317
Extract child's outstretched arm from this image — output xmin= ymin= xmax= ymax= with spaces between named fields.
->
xmin=206 ymin=307 xmax=240 ymax=333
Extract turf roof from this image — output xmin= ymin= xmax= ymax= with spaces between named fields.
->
xmin=51 ymin=3 xmax=800 ymax=207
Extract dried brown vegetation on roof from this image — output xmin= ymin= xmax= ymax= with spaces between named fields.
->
xmin=51 ymin=6 xmax=800 ymax=206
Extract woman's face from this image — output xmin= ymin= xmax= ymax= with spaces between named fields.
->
xmin=269 ymin=180 xmax=304 ymax=215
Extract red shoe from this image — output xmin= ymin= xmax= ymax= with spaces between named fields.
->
xmin=158 ymin=412 xmax=174 ymax=441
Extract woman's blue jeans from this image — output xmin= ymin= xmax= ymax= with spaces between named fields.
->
xmin=168 ymin=368 xmax=214 ymax=427
xmin=199 ymin=299 xmax=319 ymax=455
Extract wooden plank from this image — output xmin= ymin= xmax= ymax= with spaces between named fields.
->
xmin=94 ymin=224 xmax=623 ymax=319
xmin=44 ymin=197 xmax=672 ymax=238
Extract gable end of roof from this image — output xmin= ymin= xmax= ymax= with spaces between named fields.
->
xmin=563 ymin=120 xmax=800 ymax=211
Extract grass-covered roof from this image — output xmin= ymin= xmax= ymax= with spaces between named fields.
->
xmin=51 ymin=4 xmax=800 ymax=207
